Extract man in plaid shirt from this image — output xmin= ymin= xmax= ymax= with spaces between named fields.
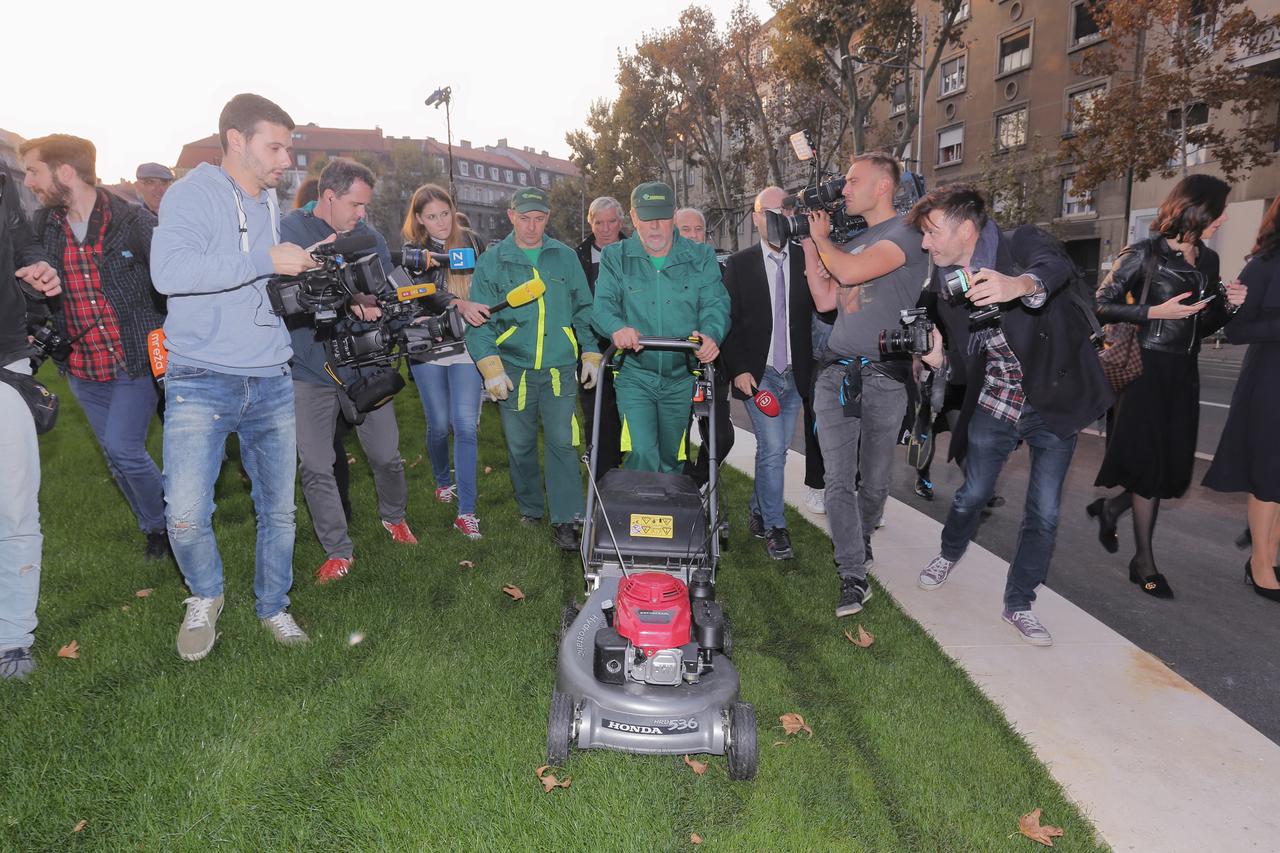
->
xmin=21 ymin=134 xmax=169 ymax=560
xmin=909 ymin=185 xmax=1113 ymax=646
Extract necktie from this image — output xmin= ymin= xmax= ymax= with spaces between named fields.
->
xmin=770 ymin=252 xmax=788 ymax=374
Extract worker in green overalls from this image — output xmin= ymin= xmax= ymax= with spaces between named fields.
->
xmin=465 ymin=187 xmax=600 ymax=551
xmin=591 ymin=182 xmax=729 ymax=474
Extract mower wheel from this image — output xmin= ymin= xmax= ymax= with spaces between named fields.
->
xmin=547 ymin=691 xmax=574 ymax=765
xmin=558 ymin=603 xmax=581 ymax=641
xmin=726 ymin=702 xmax=757 ymax=781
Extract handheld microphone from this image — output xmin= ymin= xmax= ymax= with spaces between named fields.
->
xmin=490 ymin=276 xmax=546 ymax=312
xmin=390 ymin=246 xmax=476 ymax=271
xmin=754 ymin=389 xmax=780 ymax=417
xmin=313 ymin=233 xmax=376 ymax=257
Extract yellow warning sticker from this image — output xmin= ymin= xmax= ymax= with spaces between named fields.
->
xmin=630 ymin=514 xmax=674 ymax=539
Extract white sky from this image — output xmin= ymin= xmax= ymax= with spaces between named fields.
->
xmin=5 ymin=0 xmax=774 ymax=184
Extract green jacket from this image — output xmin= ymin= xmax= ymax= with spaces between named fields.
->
xmin=465 ymin=232 xmax=598 ymax=371
xmin=591 ymin=233 xmax=730 ymax=377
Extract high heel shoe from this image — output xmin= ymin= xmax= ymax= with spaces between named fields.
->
xmin=1129 ymin=557 xmax=1173 ymax=598
xmin=1087 ymin=498 xmax=1119 ymax=554
xmin=1244 ymin=559 xmax=1280 ymax=602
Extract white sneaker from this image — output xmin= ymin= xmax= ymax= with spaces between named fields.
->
xmin=177 ymin=595 xmax=224 ymax=661
xmin=804 ymin=487 xmax=826 ymax=515
xmin=261 ymin=610 xmax=308 ymax=646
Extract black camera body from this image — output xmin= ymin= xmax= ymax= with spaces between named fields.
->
xmin=28 ymin=321 xmax=72 ymax=367
xmin=765 ymin=176 xmax=868 ymax=247
xmin=941 ymin=268 xmax=1001 ymax=326
xmin=879 ymin=308 xmax=935 ymax=357
xmin=268 ymin=253 xmax=387 ymax=325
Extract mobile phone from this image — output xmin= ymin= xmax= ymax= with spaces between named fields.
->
xmin=1190 ymin=295 xmax=1216 ymax=306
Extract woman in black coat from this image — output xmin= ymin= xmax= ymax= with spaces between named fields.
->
xmin=1203 ymin=196 xmax=1280 ymax=602
xmin=1087 ymin=175 xmax=1246 ymax=597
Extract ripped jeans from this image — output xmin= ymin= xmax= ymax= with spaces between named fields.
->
xmin=162 ymin=364 xmax=296 ymax=619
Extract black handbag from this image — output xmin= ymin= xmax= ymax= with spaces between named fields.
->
xmin=0 ymin=368 xmax=59 ymax=434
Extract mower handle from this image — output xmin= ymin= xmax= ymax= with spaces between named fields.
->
xmin=601 ymin=335 xmax=707 ymax=365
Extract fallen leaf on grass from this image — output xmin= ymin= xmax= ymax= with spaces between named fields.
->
xmin=1018 ymin=809 xmax=1064 ymax=847
xmin=535 ymin=765 xmax=571 ymax=792
xmin=779 ymin=712 xmax=812 ymax=736
xmin=682 ymin=754 xmax=707 ymax=775
xmin=406 ymin=454 xmax=423 ymax=469
xmin=346 ymin=454 xmax=357 ymax=465
xmin=135 ymin=588 xmax=153 ymax=598
xmin=771 ymin=740 xmax=787 ymax=747
xmin=843 ymin=625 xmax=874 ymax=647
xmin=348 ymin=632 xmax=365 ymax=646
xmin=503 ymin=584 xmax=525 ymax=601
xmin=120 ymin=605 xmax=130 ymax=612
xmin=484 ymin=466 xmax=493 ymax=474
xmin=58 ymin=640 xmax=79 ymax=659
xmin=72 ymin=820 xmax=86 ymax=833
xmin=691 ymin=832 xmax=703 ymax=844
xmin=458 ymin=560 xmax=475 ymax=569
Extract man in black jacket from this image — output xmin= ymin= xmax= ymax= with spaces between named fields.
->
xmin=22 ymin=134 xmax=168 ymax=560
xmin=575 ymin=196 xmax=625 ymax=476
xmin=911 ymin=185 xmax=1113 ymax=646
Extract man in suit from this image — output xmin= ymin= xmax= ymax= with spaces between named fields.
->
xmin=721 ymin=186 xmax=825 ymax=560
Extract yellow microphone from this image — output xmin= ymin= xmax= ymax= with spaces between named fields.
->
xmin=395 ymin=280 xmax=438 ymax=303
xmin=491 ymin=273 xmax=546 ymax=311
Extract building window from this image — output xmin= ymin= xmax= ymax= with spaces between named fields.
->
xmin=1061 ymin=176 xmax=1095 ymax=217
xmin=434 ymin=156 xmax=445 ymax=172
xmin=459 ymin=161 xmax=469 ymax=177
xmin=940 ymin=55 xmax=966 ymax=97
xmin=518 ymin=172 xmax=527 ymax=185
xmin=539 ymin=172 xmax=550 ymax=188
xmin=995 ymin=106 xmax=1028 ymax=150
xmin=954 ymin=1 xmax=971 ymax=22
xmin=998 ymin=27 xmax=1032 ymax=75
xmin=1071 ymin=2 xmax=1101 ymax=47
xmin=1168 ymin=103 xmax=1210 ymax=166
xmin=1066 ymin=83 xmax=1106 ymax=134
xmin=891 ymin=81 xmax=908 ymax=115
xmin=1187 ymin=1 xmax=1215 ymax=50
xmin=504 ymin=169 xmax=514 ymax=183
xmin=478 ymin=165 xmax=489 ymax=180
xmin=938 ymin=124 xmax=964 ymax=165
xmin=296 ymin=153 xmax=307 ymax=167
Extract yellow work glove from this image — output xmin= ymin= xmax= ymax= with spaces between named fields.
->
xmin=476 ymin=356 xmax=514 ymax=402
xmin=579 ymin=352 xmax=603 ymax=390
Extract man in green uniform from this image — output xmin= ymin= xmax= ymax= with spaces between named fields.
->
xmin=465 ymin=187 xmax=600 ymax=550
xmin=592 ymin=182 xmax=729 ymax=473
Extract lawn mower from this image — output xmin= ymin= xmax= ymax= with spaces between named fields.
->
xmin=547 ymin=336 xmax=757 ymax=781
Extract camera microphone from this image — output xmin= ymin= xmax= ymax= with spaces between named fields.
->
xmin=490 ymin=276 xmax=546 ymax=312
xmin=314 ymin=233 xmax=377 ymax=257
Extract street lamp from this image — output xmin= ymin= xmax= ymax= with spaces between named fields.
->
xmin=425 ymin=86 xmax=455 ymax=200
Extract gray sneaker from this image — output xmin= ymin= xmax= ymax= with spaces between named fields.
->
xmin=177 ymin=595 xmax=224 ymax=661
xmin=0 ymin=647 xmax=36 ymax=680
xmin=918 ymin=554 xmax=957 ymax=590
xmin=261 ymin=610 xmax=308 ymax=646
xmin=1002 ymin=609 xmax=1053 ymax=646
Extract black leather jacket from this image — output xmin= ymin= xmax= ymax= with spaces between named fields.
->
xmin=1096 ymin=236 xmax=1231 ymax=356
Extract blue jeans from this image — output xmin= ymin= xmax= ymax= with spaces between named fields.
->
xmin=743 ymin=367 xmax=804 ymax=529
xmin=67 ymin=369 xmax=166 ymax=534
xmin=409 ymin=360 xmax=483 ymax=515
xmin=940 ymin=405 xmax=1077 ymax=611
xmin=0 ymin=359 xmax=42 ymax=652
xmin=163 ymin=365 xmax=296 ymax=619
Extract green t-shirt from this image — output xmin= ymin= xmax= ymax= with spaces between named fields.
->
xmin=522 ymin=247 xmax=541 ymax=268
xmin=649 ymin=253 xmax=667 ymax=272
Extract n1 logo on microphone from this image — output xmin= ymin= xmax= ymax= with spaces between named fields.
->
xmin=449 ymin=248 xmax=476 ymax=270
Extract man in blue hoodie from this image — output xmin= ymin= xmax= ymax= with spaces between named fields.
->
xmin=151 ymin=93 xmax=318 ymax=662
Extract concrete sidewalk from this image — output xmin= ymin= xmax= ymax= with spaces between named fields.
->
xmin=720 ymin=426 xmax=1280 ymax=853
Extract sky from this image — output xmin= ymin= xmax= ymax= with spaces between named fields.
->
xmin=5 ymin=0 xmax=775 ymax=184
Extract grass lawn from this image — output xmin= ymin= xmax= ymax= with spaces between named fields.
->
xmin=1 ymin=368 xmax=1105 ymax=851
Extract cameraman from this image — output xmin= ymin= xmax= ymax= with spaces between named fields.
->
xmin=910 ymin=185 xmax=1112 ymax=646
xmin=151 ymin=93 xmax=318 ymax=661
xmin=1 ymin=173 xmax=60 ymax=681
xmin=280 ymin=158 xmax=418 ymax=585
xmin=805 ymin=152 xmax=929 ymax=618
xmin=20 ymin=134 xmax=169 ymax=561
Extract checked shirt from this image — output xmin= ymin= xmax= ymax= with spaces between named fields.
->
xmin=55 ymin=191 xmax=126 ymax=381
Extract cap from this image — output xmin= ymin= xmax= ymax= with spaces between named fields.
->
xmin=136 ymin=163 xmax=175 ymax=182
xmin=630 ymin=182 xmax=675 ymax=221
xmin=510 ymin=187 xmax=549 ymax=214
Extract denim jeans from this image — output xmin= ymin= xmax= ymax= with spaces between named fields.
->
xmin=743 ymin=367 xmax=804 ymax=529
xmin=0 ymin=359 xmax=42 ymax=652
xmin=409 ymin=360 xmax=482 ymax=515
xmin=163 ymin=365 xmax=296 ymax=619
xmin=67 ymin=369 xmax=166 ymax=534
xmin=940 ymin=405 xmax=1077 ymax=611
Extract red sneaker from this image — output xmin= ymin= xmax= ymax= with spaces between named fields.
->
xmin=453 ymin=513 xmax=482 ymax=540
xmin=382 ymin=519 xmax=418 ymax=545
xmin=315 ymin=556 xmax=352 ymax=585
xmin=434 ymin=485 xmax=457 ymax=503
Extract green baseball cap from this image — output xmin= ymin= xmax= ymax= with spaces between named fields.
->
xmin=510 ymin=186 xmax=549 ymax=213
xmin=631 ymin=181 xmax=675 ymax=221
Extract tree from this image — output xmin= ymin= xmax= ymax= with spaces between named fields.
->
xmin=547 ymin=176 xmax=587 ymax=246
xmin=977 ymin=137 xmax=1061 ymax=234
xmin=361 ymin=142 xmax=442 ymax=243
xmin=565 ymin=99 xmax=651 ymax=207
xmin=1062 ymin=0 xmax=1280 ymax=192
xmin=726 ymin=1 xmax=787 ymax=187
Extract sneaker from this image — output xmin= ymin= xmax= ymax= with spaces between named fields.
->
xmin=435 ymin=484 xmax=457 ymax=503
xmin=748 ymin=511 xmax=766 ymax=539
xmin=176 ymin=594 xmax=224 ymax=662
xmin=0 ymin=647 xmax=36 ymax=680
xmin=835 ymin=577 xmax=873 ymax=617
xmin=765 ymin=527 xmax=794 ymax=560
xmin=261 ymin=610 xmax=308 ymax=646
xmin=863 ymin=536 xmax=875 ymax=570
xmin=553 ymin=523 xmax=579 ymax=552
xmin=914 ymin=477 xmax=934 ymax=501
xmin=1002 ymin=609 xmax=1053 ymax=646
xmin=315 ymin=556 xmax=353 ymax=585
xmin=520 ymin=515 xmax=542 ymax=525
xmin=382 ymin=519 xmax=418 ymax=545
xmin=453 ymin=513 xmax=482 ymax=539
xmin=803 ymin=487 xmax=826 ymax=515
xmin=144 ymin=531 xmax=171 ymax=561
xmin=918 ymin=554 xmax=957 ymax=591
xmin=987 ymin=495 xmax=1006 ymax=509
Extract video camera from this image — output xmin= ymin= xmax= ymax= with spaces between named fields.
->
xmin=878 ymin=308 xmax=935 ymax=358
xmin=941 ymin=268 xmax=1001 ymax=326
xmin=766 ymin=131 xmax=867 ymax=246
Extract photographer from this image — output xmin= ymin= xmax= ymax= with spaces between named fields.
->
xmin=805 ymin=152 xmax=929 ymax=618
xmin=910 ymin=184 xmax=1113 ymax=646
xmin=281 ymin=158 xmax=418 ymax=585
xmin=151 ymin=93 xmax=317 ymax=661
xmin=0 ymin=173 xmax=60 ymax=681
xmin=20 ymin=134 xmax=169 ymax=562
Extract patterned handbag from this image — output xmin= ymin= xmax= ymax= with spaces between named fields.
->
xmin=1097 ymin=252 xmax=1156 ymax=394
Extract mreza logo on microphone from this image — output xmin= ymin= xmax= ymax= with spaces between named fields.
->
xmin=449 ymin=248 xmax=476 ymax=270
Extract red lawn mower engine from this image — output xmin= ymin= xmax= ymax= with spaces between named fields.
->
xmin=596 ymin=571 xmax=727 ymax=687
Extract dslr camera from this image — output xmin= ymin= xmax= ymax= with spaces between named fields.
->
xmin=878 ymin=308 xmax=935 ymax=357
xmin=941 ymin=268 xmax=1001 ymax=326
xmin=27 ymin=320 xmax=72 ymax=368
xmin=766 ymin=131 xmax=867 ymax=246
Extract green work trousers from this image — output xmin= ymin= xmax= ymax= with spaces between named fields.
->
xmin=615 ymin=368 xmax=694 ymax=474
xmin=496 ymin=367 xmax=583 ymax=524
